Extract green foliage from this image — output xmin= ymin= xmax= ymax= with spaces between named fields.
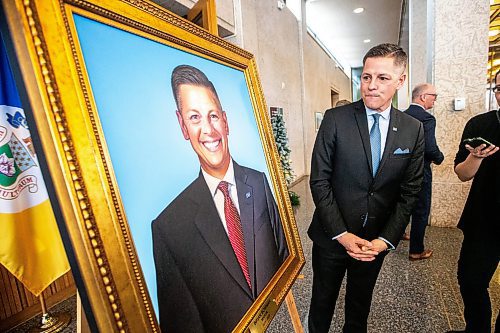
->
xmin=271 ymin=110 xmax=295 ymax=186
xmin=271 ymin=109 xmax=300 ymax=207
xmin=289 ymin=190 xmax=300 ymax=207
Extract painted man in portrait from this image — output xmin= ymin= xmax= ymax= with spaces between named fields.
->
xmin=152 ymin=65 xmax=288 ymax=333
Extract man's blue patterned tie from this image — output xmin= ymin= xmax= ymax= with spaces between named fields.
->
xmin=370 ymin=114 xmax=381 ymax=177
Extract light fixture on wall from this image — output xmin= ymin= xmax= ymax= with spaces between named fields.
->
xmin=353 ymin=7 xmax=364 ymax=14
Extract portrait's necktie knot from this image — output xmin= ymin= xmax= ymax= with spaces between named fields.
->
xmin=217 ymin=181 xmax=230 ymax=197
xmin=370 ymin=114 xmax=381 ymax=177
xmin=217 ymin=181 xmax=251 ymax=288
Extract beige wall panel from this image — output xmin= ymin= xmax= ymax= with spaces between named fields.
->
xmin=430 ymin=182 xmax=470 ymax=227
xmin=229 ymin=0 xmax=351 ymax=179
xmin=303 ymin=35 xmax=351 ymax=174
xmin=430 ymin=0 xmax=489 ymax=227
xmin=409 ymin=0 xmax=429 ymax=90
xmin=254 ymin=2 xmax=306 ymax=177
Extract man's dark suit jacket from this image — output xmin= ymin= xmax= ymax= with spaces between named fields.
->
xmin=308 ymin=100 xmax=425 ymax=252
xmin=405 ymin=104 xmax=444 ymax=182
xmin=152 ymin=161 xmax=288 ymax=333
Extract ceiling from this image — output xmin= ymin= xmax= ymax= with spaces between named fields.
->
xmin=154 ymin=0 xmax=496 ymax=79
xmin=305 ymin=0 xmax=403 ymax=70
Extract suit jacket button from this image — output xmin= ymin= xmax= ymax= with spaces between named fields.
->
xmin=369 ymin=192 xmax=374 ymax=196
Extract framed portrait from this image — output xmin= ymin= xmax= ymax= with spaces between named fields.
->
xmin=315 ymin=112 xmax=323 ymax=131
xmin=0 ymin=0 xmax=304 ymax=332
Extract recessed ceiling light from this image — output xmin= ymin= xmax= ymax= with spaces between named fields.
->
xmin=353 ymin=7 xmax=364 ymax=14
xmin=363 ymin=39 xmax=371 ymax=43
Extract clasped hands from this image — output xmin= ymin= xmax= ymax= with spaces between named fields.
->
xmin=337 ymin=232 xmax=387 ymax=261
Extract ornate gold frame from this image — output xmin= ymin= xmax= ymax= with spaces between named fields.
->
xmin=0 ymin=0 xmax=304 ymax=332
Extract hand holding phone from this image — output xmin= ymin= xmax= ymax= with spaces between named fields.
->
xmin=462 ymin=137 xmax=493 ymax=148
xmin=463 ymin=136 xmax=499 ymax=159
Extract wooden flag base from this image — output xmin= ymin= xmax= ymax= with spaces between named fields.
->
xmin=29 ymin=312 xmax=71 ymax=333
xmin=29 ymin=293 xmax=71 ymax=333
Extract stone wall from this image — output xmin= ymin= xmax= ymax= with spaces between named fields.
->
xmin=429 ymin=0 xmax=489 ymax=227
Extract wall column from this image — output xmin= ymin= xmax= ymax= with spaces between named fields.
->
xmin=411 ymin=0 xmax=490 ymax=227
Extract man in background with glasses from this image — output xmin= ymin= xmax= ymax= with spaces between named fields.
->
xmin=404 ymin=83 xmax=444 ymax=261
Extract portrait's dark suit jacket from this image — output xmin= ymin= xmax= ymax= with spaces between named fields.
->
xmin=308 ymin=100 xmax=425 ymax=253
xmin=152 ymin=161 xmax=288 ymax=333
xmin=405 ymin=104 xmax=444 ymax=183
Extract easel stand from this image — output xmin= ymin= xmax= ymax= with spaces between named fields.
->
xmin=285 ymin=291 xmax=304 ymax=333
xmin=29 ymin=292 xmax=71 ymax=333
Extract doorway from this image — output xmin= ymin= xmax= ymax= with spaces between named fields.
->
xmin=331 ymin=89 xmax=339 ymax=108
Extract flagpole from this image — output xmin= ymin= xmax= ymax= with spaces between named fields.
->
xmin=29 ymin=290 xmax=71 ymax=333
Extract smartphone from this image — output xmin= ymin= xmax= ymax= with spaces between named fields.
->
xmin=462 ymin=136 xmax=493 ymax=148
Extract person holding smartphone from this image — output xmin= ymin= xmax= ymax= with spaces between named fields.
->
xmin=449 ymin=70 xmax=500 ymax=333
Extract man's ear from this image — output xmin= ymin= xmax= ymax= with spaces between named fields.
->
xmin=176 ymin=111 xmax=190 ymax=140
xmin=419 ymin=94 xmax=426 ymax=103
xmin=396 ymin=73 xmax=407 ymax=90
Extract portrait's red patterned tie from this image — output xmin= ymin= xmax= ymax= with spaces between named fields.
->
xmin=217 ymin=181 xmax=251 ymax=288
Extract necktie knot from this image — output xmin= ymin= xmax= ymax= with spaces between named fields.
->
xmin=218 ymin=181 xmax=230 ymax=197
xmin=372 ymin=113 xmax=380 ymax=125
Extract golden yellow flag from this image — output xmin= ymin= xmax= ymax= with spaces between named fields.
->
xmin=0 ymin=36 xmax=69 ymax=296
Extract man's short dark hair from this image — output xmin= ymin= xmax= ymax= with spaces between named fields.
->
xmin=495 ymin=70 xmax=500 ymax=84
xmin=362 ymin=43 xmax=407 ymax=70
xmin=171 ymin=65 xmax=221 ymax=110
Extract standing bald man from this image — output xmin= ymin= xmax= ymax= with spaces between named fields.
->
xmin=404 ymin=83 xmax=444 ymax=261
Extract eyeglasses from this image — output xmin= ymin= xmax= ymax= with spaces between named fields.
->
xmin=493 ymin=86 xmax=500 ymax=93
xmin=422 ymin=93 xmax=438 ymax=99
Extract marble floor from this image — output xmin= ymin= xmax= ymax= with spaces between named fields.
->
xmin=9 ymin=177 xmax=499 ymax=333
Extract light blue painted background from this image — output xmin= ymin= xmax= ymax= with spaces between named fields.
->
xmin=73 ymin=14 xmax=272 ymax=317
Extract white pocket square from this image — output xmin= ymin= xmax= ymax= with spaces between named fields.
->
xmin=394 ymin=148 xmax=410 ymax=154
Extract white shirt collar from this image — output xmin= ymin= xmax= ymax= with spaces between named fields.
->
xmin=365 ymin=104 xmax=391 ymax=120
xmin=201 ymin=159 xmax=236 ymax=197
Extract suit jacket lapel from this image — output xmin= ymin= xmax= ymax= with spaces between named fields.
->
xmin=353 ymin=101 xmax=373 ymax=173
xmin=192 ymin=174 xmax=253 ymax=298
xmin=233 ymin=162 xmax=256 ymax=298
xmin=376 ymin=107 xmax=400 ymax=175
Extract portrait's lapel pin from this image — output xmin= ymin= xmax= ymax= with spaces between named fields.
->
xmin=245 ymin=192 xmax=251 ymax=199
xmin=393 ymin=127 xmax=398 ymax=132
